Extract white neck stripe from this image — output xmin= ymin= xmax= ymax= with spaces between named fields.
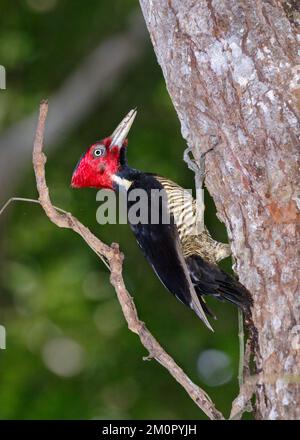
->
xmin=112 ymin=175 xmax=132 ymax=190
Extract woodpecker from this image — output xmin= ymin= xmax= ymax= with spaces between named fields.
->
xmin=71 ymin=110 xmax=251 ymax=330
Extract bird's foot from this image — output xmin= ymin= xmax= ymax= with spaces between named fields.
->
xmin=183 ymin=146 xmax=214 ymax=188
xmin=215 ymin=242 xmax=232 ymax=262
xmin=184 ymin=145 xmax=215 ymax=234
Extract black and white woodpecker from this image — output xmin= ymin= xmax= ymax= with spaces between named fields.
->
xmin=71 ymin=110 xmax=252 ymax=330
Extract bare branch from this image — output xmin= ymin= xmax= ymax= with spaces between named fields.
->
xmin=0 ymin=197 xmax=73 ymax=217
xmin=238 ymin=309 xmax=245 ymax=389
xmin=31 ymin=100 xmax=224 ymax=420
xmin=230 ymin=338 xmax=254 ymax=419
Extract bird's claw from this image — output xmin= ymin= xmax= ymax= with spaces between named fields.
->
xmin=183 ymin=147 xmax=199 ymax=173
xmin=183 ymin=146 xmax=214 ymax=188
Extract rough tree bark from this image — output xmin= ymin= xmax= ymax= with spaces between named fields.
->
xmin=139 ymin=0 xmax=300 ymax=420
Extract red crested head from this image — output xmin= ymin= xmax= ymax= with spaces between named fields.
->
xmin=71 ymin=137 xmax=121 ymax=189
xmin=71 ymin=109 xmax=136 ymax=190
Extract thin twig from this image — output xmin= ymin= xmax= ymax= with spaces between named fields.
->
xmin=0 ymin=197 xmax=40 ymax=216
xmin=0 ymin=197 xmax=68 ymax=216
xmin=230 ymin=329 xmax=254 ymax=419
xmin=238 ymin=309 xmax=245 ymax=388
xmin=31 ymin=100 xmax=224 ymax=420
xmin=0 ymin=196 xmax=110 ymax=270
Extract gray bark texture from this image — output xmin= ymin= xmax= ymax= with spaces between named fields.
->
xmin=139 ymin=0 xmax=300 ymax=420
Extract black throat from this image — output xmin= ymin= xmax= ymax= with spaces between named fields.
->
xmin=113 ymin=146 xmax=141 ymax=189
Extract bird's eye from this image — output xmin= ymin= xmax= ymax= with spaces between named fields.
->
xmin=93 ymin=146 xmax=106 ymax=158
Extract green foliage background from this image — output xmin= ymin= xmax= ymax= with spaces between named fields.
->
xmin=0 ymin=0 xmax=249 ymax=419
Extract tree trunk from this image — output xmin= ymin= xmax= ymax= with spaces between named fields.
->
xmin=139 ymin=0 xmax=300 ymax=420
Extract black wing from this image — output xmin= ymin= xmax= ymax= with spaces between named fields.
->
xmin=127 ymin=173 xmax=213 ymax=330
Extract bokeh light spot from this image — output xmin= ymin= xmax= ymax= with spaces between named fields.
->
xmin=42 ymin=337 xmax=86 ymax=377
xmin=26 ymin=0 xmax=57 ymax=13
xmin=197 ymin=349 xmax=233 ymax=387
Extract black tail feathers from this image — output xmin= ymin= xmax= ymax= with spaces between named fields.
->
xmin=211 ymin=276 xmax=253 ymax=314
xmin=187 ymin=255 xmax=252 ymax=316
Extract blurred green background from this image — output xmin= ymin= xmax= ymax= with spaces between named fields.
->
xmin=0 ymin=0 xmax=247 ymax=419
